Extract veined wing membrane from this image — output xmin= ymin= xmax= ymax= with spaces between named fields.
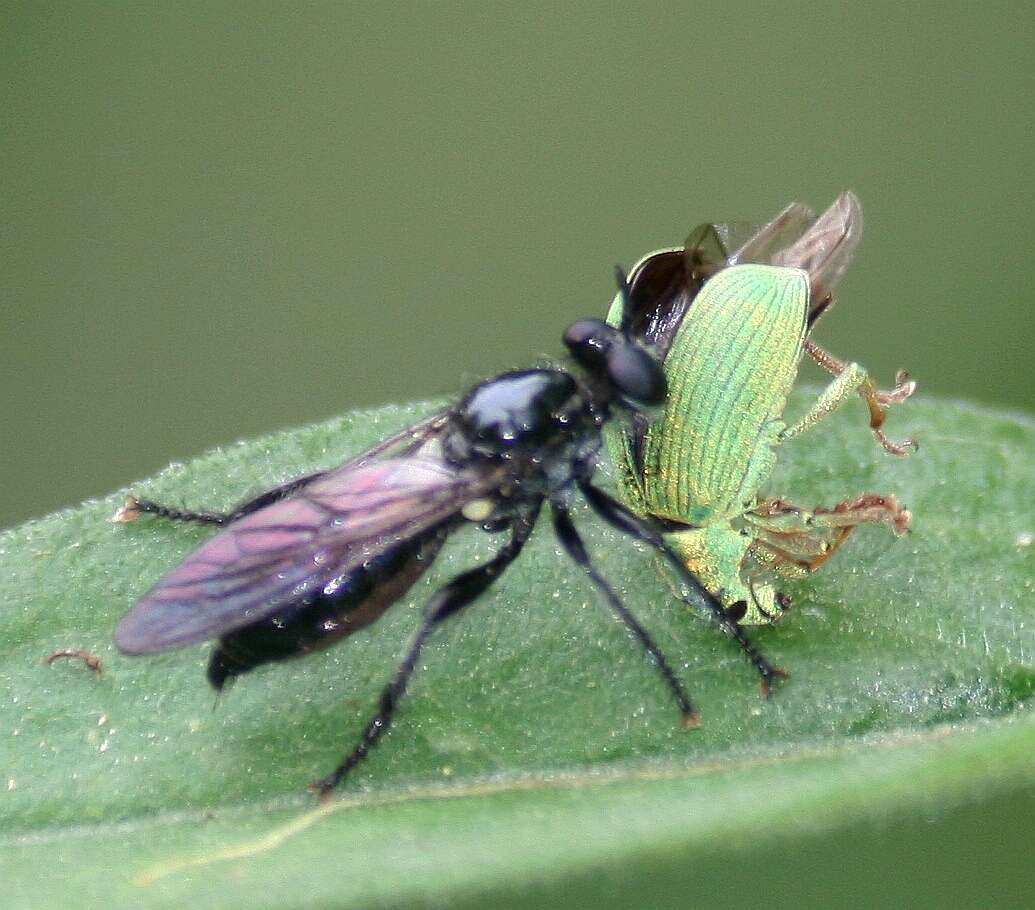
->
xmin=726 ymin=203 xmax=815 ymax=266
xmin=115 ymin=457 xmax=495 ymax=654
xmin=770 ymin=191 xmax=862 ymax=305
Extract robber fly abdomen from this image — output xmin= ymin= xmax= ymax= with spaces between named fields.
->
xmin=207 ymin=524 xmax=454 ymax=689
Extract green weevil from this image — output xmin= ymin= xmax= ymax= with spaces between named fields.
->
xmin=605 ymin=192 xmax=916 ymax=625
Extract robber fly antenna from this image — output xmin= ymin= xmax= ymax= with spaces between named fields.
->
xmin=614 ymin=265 xmax=634 ymax=334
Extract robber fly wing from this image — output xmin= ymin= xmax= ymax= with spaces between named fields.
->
xmin=336 ymin=408 xmax=452 ymax=469
xmin=226 ymin=409 xmax=454 ymax=515
xmin=115 ymin=456 xmax=496 ymax=654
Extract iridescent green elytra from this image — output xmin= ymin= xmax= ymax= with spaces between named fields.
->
xmin=606 ymin=193 xmax=915 ymax=624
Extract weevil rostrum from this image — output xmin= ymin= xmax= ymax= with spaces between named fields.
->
xmin=605 ymin=192 xmax=916 ymax=625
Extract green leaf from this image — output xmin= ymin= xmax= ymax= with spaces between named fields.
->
xmin=2 ymin=392 xmax=1033 ymax=909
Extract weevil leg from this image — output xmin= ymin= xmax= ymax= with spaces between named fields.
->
xmin=746 ymin=582 xmax=779 ymax=622
xmin=804 ymin=341 xmax=916 ymax=406
xmin=577 ymin=480 xmax=787 ymax=697
xmin=552 ymin=504 xmax=699 ymax=728
xmin=310 ymin=503 xmax=540 ymax=799
xmin=787 ymin=339 xmax=917 ymax=455
xmin=745 ymin=494 xmax=911 ymax=576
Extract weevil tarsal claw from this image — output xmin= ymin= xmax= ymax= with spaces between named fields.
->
xmin=876 ymin=370 xmax=917 ymax=406
xmin=874 ymin=427 xmax=919 ymax=457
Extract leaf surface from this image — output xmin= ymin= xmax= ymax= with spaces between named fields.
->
xmin=2 ymin=392 xmax=1033 ymax=908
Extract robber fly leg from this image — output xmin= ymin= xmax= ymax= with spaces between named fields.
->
xmin=551 ymin=504 xmax=699 ymax=728
xmin=112 ymin=470 xmax=331 ymax=527
xmin=113 ymin=498 xmax=229 ymax=525
xmin=310 ymin=504 xmax=541 ymax=798
xmin=577 ymin=480 xmax=788 ymax=697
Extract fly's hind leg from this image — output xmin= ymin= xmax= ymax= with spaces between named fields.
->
xmin=112 ymin=413 xmax=451 ymax=527
xmin=781 ymin=340 xmax=917 ymax=455
xmin=111 ymin=469 xmax=330 ymax=526
xmin=112 ymin=498 xmax=230 ymax=526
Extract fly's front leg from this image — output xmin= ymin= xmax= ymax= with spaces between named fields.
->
xmin=111 ymin=469 xmax=330 ymax=526
xmin=578 ymin=480 xmax=787 ymax=697
xmin=784 ymin=339 xmax=916 ymax=455
xmin=552 ymin=504 xmax=699 ymax=727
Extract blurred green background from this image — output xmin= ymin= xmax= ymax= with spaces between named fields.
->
xmin=2 ymin=2 xmax=1032 ymax=532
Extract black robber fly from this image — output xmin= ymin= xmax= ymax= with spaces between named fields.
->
xmin=114 ymin=271 xmax=782 ymax=797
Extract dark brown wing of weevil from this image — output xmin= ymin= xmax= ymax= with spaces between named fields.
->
xmin=115 ymin=456 xmax=502 ymax=654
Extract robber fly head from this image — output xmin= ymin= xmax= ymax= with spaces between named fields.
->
xmin=562 ymin=268 xmax=668 ymax=413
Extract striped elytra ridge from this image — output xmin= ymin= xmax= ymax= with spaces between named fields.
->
xmin=643 ymin=264 xmax=808 ymax=522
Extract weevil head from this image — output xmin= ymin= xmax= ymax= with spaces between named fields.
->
xmin=563 ymin=268 xmax=667 ymax=413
